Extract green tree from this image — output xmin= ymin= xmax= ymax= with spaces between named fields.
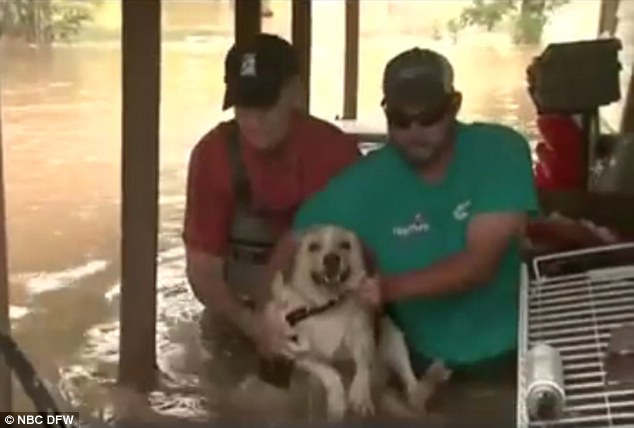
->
xmin=459 ymin=0 xmax=516 ymax=32
xmin=446 ymin=18 xmax=463 ymax=44
xmin=453 ymin=0 xmax=570 ymax=45
xmin=512 ymin=0 xmax=570 ymax=45
xmin=0 ymin=0 xmax=98 ymax=44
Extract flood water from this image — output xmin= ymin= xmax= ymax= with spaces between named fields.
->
xmin=0 ymin=0 xmax=600 ymax=423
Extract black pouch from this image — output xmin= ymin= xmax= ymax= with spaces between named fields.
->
xmin=531 ymin=38 xmax=622 ymax=113
xmin=258 ymin=356 xmax=296 ymax=389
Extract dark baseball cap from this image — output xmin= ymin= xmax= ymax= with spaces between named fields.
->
xmin=222 ymin=33 xmax=300 ymax=110
xmin=382 ymin=48 xmax=454 ymax=112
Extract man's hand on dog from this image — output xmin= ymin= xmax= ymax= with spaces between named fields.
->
xmin=250 ymin=301 xmax=303 ymax=359
xmin=355 ymin=275 xmax=382 ymax=310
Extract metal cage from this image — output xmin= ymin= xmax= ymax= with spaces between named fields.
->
xmin=517 ymin=243 xmax=634 ymax=427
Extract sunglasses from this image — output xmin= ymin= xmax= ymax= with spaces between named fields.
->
xmin=383 ymin=95 xmax=456 ymax=128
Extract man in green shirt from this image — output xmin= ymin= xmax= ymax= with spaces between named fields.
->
xmin=267 ymin=48 xmax=538 ymax=378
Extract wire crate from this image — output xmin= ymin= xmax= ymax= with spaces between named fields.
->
xmin=517 ymin=243 xmax=634 ymax=427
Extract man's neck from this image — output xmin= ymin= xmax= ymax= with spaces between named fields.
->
xmin=246 ymin=113 xmax=297 ymax=160
xmin=419 ymin=139 xmax=455 ymax=184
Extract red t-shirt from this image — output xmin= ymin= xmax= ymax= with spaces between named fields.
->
xmin=183 ymin=112 xmax=360 ymax=256
xmin=534 ymin=114 xmax=584 ymax=190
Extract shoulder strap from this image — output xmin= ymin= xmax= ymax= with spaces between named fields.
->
xmin=225 ymin=120 xmax=252 ymax=209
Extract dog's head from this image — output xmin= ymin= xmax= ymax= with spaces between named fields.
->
xmin=287 ymin=225 xmax=371 ymax=299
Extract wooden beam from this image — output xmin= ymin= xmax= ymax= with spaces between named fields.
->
xmin=620 ymin=65 xmax=634 ymax=134
xmin=118 ymin=0 xmax=161 ymax=392
xmin=598 ymin=1 xmax=628 ymax=132
xmin=598 ymin=0 xmax=620 ymax=37
xmin=0 ymin=74 xmax=12 ymax=412
xmin=235 ymin=0 xmax=262 ymax=47
xmin=292 ymin=0 xmax=312 ymax=112
xmin=599 ymin=0 xmax=624 ymax=131
xmin=343 ymin=0 xmax=359 ymax=119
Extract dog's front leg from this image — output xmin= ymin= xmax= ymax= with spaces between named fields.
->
xmin=296 ymin=358 xmax=347 ymax=421
xmin=379 ymin=317 xmax=420 ymax=404
xmin=347 ymin=320 xmax=376 ymax=417
xmin=379 ymin=317 xmax=451 ymax=414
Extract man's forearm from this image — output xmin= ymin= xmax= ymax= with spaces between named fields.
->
xmin=187 ymin=266 xmax=256 ymax=337
xmin=382 ymin=251 xmax=492 ymax=302
xmin=382 ymin=213 xmax=525 ymax=303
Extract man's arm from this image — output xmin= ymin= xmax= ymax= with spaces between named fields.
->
xmin=185 ymin=250 xmax=256 ymax=335
xmin=384 ymin=126 xmax=539 ymax=302
xmin=382 ymin=212 xmax=527 ymax=302
xmin=182 ymin=138 xmax=256 ymax=336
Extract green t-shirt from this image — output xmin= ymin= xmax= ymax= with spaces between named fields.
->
xmin=293 ymin=121 xmax=539 ymax=366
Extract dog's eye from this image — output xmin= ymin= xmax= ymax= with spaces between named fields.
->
xmin=308 ymin=242 xmax=321 ymax=252
xmin=339 ymin=241 xmax=351 ymax=250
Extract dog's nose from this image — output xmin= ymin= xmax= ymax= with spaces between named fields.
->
xmin=323 ymin=252 xmax=341 ymax=272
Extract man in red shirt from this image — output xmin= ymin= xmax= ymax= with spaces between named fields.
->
xmin=526 ymin=58 xmax=584 ymax=190
xmin=183 ymin=34 xmax=360 ymax=366
xmin=533 ymin=114 xmax=584 ymax=190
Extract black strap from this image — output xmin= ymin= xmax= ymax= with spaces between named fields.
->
xmin=285 ymin=295 xmax=346 ymax=327
xmin=225 ymin=120 xmax=252 ymax=210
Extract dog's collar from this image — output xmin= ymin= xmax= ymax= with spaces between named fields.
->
xmin=285 ymin=294 xmax=347 ymax=327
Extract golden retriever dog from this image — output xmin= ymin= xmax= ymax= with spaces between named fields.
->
xmin=266 ymin=224 xmax=451 ymax=421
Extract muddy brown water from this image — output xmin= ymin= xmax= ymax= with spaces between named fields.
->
xmin=1 ymin=33 xmax=542 ymax=424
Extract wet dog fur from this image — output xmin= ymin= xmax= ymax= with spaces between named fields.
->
xmin=266 ymin=224 xmax=451 ymax=421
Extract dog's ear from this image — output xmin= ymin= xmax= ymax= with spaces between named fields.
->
xmin=261 ymin=231 xmax=298 ymax=297
xmin=281 ymin=248 xmax=298 ymax=284
xmin=360 ymin=243 xmax=378 ymax=277
xmin=270 ymin=271 xmax=288 ymax=301
xmin=271 ymin=231 xmax=300 ymax=284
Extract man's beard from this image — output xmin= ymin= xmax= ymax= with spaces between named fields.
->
xmin=398 ymin=143 xmax=444 ymax=168
xmin=392 ymin=123 xmax=456 ymax=169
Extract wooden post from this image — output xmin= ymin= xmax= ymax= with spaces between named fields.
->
xmin=235 ymin=0 xmax=262 ymax=46
xmin=620 ymin=72 xmax=634 ymax=134
xmin=118 ymin=0 xmax=161 ymax=392
xmin=292 ymin=0 xmax=312 ymax=112
xmin=342 ymin=0 xmax=359 ymax=119
xmin=0 ymin=74 xmax=12 ymax=413
xmin=598 ymin=0 xmax=620 ymax=37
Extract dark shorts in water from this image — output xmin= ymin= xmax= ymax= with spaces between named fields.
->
xmin=199 ymin=307 xmax=260 ymax=389
xmin=408 ymin=348 xmax=517 ymax=424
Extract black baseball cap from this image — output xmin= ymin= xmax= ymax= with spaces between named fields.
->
xmin=382 ymin=48 xmax=454 ymax=112
xmin=222 ymin=33 xmax=300 ymax=110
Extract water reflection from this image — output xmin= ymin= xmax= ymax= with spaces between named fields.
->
xmin=0 ymin=3 xmax=558 ymax=419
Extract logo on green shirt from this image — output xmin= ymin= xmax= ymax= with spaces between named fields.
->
xmin=452 ymin=199 xmax=472 ymax=221
xmin=392 ymin=212 xmax=430 ymax=237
